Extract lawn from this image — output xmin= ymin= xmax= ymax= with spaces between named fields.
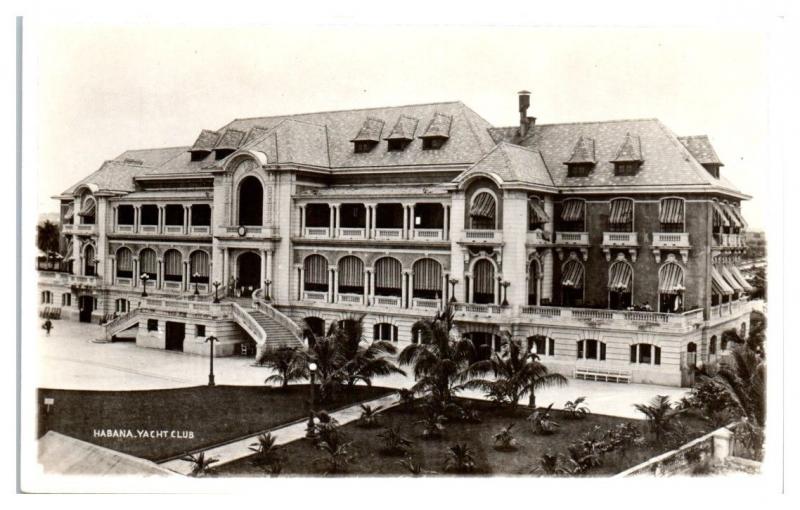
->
xmin=214 ymin=398 xmax=714 ymax=476
xmin=37 ymin=385 xmax=392 ymax=462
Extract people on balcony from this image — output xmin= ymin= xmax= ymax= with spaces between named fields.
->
xmin=658 ymin=261 xmax=685 ymax=313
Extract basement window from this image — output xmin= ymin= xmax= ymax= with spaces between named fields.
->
xmin=195 ymin=325 xmax=206 ymax=337
xmin=147 ymin=319 xmax=158 ymax=332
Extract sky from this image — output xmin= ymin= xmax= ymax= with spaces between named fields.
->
xmin=34 ymin=25 xmax=768 ymax=229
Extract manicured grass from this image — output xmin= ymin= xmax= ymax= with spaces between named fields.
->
xmin=37 ymin=385 xmax=392 ymax=462
xmin=215 ymin=398 xmax=714 ymax=476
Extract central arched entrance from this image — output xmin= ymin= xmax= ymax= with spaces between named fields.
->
xmin=238 ymin=176 xmax=264 ymax=226
xmin=236 ymin=251 xmax=261 ymax=297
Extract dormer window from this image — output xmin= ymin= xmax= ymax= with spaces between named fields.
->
xmin=388 ymin=139 xmax=411 ymax=152
xmin=422 ymin=138 xmax=446 ymax=150
xmin=419 ymin=113 xmax=452 ymax=151
xmin=351 ymin=117 xmax=385 ymax=154
xmin=564 ymin=136 xmax=596 ymax=178
xmin=354 ymin=141 xmax=377 ymax=154
xmin=614 ymin=161 xmax=641 ymax=176
xmin=612 ymin=133 xmax=643 ymax=176
xmin=703 ymin=163 xmax=721 ymax=179
xmin=213 ymin=129 xmax=245 ymax=161
xmin=189 ymin=129 xmax=221 ymax=162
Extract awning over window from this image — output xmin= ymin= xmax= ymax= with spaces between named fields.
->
xmin=729 ymin=265 xmax=755 ymax=292
xmin=413 ymin=258 xmax=442 ymax=291
xmin=560 ymin=200 xmax=584 ymax=222
xmin=608 ymin=262 xmax=632 ymax=291
xmin=719 ymin=265 xmax=743 ymax=293
xmin=470 ymin=193 xmax=496 ymax=219
xmin=712 ymin=201 xmax=730 ymax=228
xmin=659 ymin=198 xmax=684 ymax=224
xmin=304 ymin=255 xmax=329 ymax=285
xmin=720 ymin=202 xmax=743 ymax=228
xmin=711 ymin=266 xmax=734 ymax=295
xmin=727 ymin=205 xmax=748 ymax=228
xmin=529 ymin=198 xmax=549 ymax=223
xmin=78 ymin=200 xmax=96 ymax=217
xmin=62 ymin=204 xmax=74 ymax=221
xmin=609 ymin=199 xmax=633 ymax=225
xmin=338 ymin=256 xmax=364 ymax=287
xmin=62 ymin=239 xmax=74 ymax=261
xmin=561 ymin=260 xmax=584 ymax=289
xmin=375 ymin=257 xmax=402 ymax=289
xmin=659 ymin=263 xmax=685 ymax=294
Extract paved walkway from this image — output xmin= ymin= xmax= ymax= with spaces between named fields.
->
xmin=37 ymin=320 xmax=688 ymax=419
xmin=158 ymin=392 xmax=401 ymax=474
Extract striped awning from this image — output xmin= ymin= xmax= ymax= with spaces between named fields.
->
xmin=712 ymin=201 xmax=730 ymax=228
xmin=560 ymin=200 xmax=584 ymax=222
xmin=609 ymin=199 xmax=633 ymax=225
xmin=375 ymin=257 xmax=402 ymax=289
xmin=711 ymin=266 xmax=734 ymax=295
xmin=659 ymin=198 xmax=684 ymax=224
xmin=608 ymin=262 xmax=632 ymax=291
xmin=720 ymin=203 xmax=743 ymax=228
xmin=473 ymin=259 xmax=495 ymax=294
xmin=529 ymin=198 xmax=550 ymax=223
xmin=304 ymin=255 xmax=329 ymax=285
xmin=728 ymin=205 xmax=748 ymax=228
xmin=659 ymin=263 xmax=685 ymax=294
xmin=78 ymin=200 xmax=96 ymax=217
xmin=413 ymin=258 xmax=442 ymax=291
xmin=729 ymin=265 xmax=755 ymax=292
xmin=62 ymin=239 xmax=74 ymax=262
xmin=62 ymin=204 xmax=74 ymax=221
xmin=470 ymin=193 xmax=496 ymax=219
xmin=561 ymin=260 xmax=584 ymax=289
xmin=719 ymin=264 xmax=744 ymax=293
xmin=338 ymin=256 xmax=364 ymax=287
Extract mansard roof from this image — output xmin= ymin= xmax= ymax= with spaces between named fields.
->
xmin=214 ymin=129 xmax=246 ymax=150
xmin=565 ymin=136 xmax=596 ymax=164
xmin=612 ymin=133 xmax=643 ymax=162
xmin=420 ymin=113 xmax=453 ymax=139
xmin=678 ymin=135 xmax=724 ymax=166
xmin=384 ymin=115 xmax=419 ymax=140
xmin=190 ymin=130 xmax=221 ymax=152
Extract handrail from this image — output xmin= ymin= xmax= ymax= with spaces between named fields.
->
xmin=102 ymin=308 xmax=141 ymax=339
xmin=231 ymin=302 xmax=267 ymax=346
xmin=252 ymin=291 xmax=304 ymax=340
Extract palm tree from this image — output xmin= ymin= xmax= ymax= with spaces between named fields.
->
xmin=37 ymin=220 xmax=60 ymax=255
xmin=700 ymin=343 xmax=765 ymax=427
xmin=180 ymin=452 xmax=219 ymax=477
xmin=303 ymin=335 xmax=346 ymax=402
xmin=397 ymin=306 xmax=477 ymax=404
xmin=258 ymin=346 xmax=307 ymax=388
xmin=632 ymin=395 xmax=686 ymax=442
xmin=465 ymin=334 xmax=567 ymax=410
xmin=328 ymin=316 xmax=405 ymax=387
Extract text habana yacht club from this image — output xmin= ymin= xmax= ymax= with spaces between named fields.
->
xmin=39 ymin=90 xmax=755 ymax=387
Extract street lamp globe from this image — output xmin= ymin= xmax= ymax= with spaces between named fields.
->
xmin=308 ymin=362 xmax=318 ymax=372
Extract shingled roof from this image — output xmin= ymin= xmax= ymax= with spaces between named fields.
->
xmin=565 ymin=136 xmax=596 ymax=164
xmin=612 ymin=133 xmax=643 ymax=162
xmin=350 ymin=117 xmax=385 ymax=142
xmin=454 ymin=142 xmax=554 ymax=188
xmin=190 ymin=130 xmax=221 ymax=152
xmin=678 ymin=135 xmax=724 ymax=166
xmin=214 ymin=129 xmax=246 ymax=150
xmin=241 ymin=126 xmax=271 ymax=147
xmin=420 ymin=113 xmax=453 ymax=139
xmin=385 ymin=115 xmax=420 ymax=140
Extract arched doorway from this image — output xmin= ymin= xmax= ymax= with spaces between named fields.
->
xmin=236 ymin=252 xmax=261 ymax=297
xmin=238 ymin=176 xmax=264 ymax=226
xmin=78 ymin=295 xmax=94 ymax=323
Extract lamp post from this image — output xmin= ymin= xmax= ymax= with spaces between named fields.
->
xmin=501 ymin=281 xmax=510 ymax=307
xmin=206 ymin=335 xmax=217 ymax=386
xmin=305 ymin=362 xmax=318 ymax=438
xmin=263 ymin=279 xmax=272 ymax=301
xmin=193 ymin=272 xmax=200 ymax=296
xmin=140 ymin=273 xmax=149 ymax=297
xmin=449 ymin=277 xmax=459 ymax=303
xmin=212 ymin=280 xmax=221 ymax=303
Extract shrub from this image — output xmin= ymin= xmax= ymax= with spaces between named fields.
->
xmin=527 ymin=403 xmax=560 ymax=435
xmin=443 ymin=443 xmax=476 ymax=473
xmin=633 ymin=395 xmax=687 ymax=442
xmin=248 ymin=432 xmax=281 ymax=467
xmin=315 ymin=439 xmax=355 ymax=474
xmin=180 ymin=452 xmax=219 ymax=477
xmin=564 ymin=397 xmax=590 ymax=419
xmin=378 ymin=426 xmax=413 ymax=456
xmin=416 ymin=410 xmax=446 ymax=439
xmin=492 ymin=423 xmax=517 ymax=451
xmin=358 ymin=404 xmax=383 ymax=428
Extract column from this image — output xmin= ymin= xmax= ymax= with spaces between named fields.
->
xmin=369 ymin=268 xmax=376 ymax=305
xmin=110 ymin=257 xmax=116 ymax=287
xmin=222 ymin=248 xmax=229 ymax=288
xmin=494 ymin=277 xmax=501 ymax=306
xmin=299 ymin=266 xmax=305 ymax=300
xmin=112 ymin=206 xmax=118 ymax=232
xmin=158 ymin=206 xmax=164 ymax=234
xmin=410 ymin=204 xmax=416 ymax=240
xmin=157 ymin=259 xmax=163 ymax=289
xmin=537 ymin=275 xmax=543 ymax=306
xmin=363 ymin=267 xmax=369 ymax=305
xmin=442 ymin=272 xmax=449 ymax=304
xmin=401 ymin=205 xmax=408 ymax=240
xmin=134 ymin=206 xmax=140 ymax=232
xmin=186 ymin=205 xmax=192 ymax=232
xmin=466 ymin=273 xmax=473 ymax=303
xmin=183 ymin=260 xmax=190 ymax=291
xmin=401 ymin=271 xmax=408 ymax=309
xmin=132 ymin=257 xmax=139 ymax=287
xmin=266 ymin=249 xmax=274 ymax=284
xmin=299 ymin=205 xmax=306 ymax=237
xmin=333 ymin=204 xmax=340 ymax=238
xmin=260 ymin=249 xmax=268 ymax=291
xmin=71 ymin=235 xmax=80 ymax=275
xmin=328 ymin=205 xmax=335 ymax=237
xmin=326 ymin=267 xmax=333 ymax=303
xmin=332 ymin=268 xmax=339 ymax=303
xmin=444 ymin=205 xmax=450 ymax=241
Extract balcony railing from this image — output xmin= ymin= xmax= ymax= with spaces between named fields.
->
xmin=373 ymin=295 xmax=402 ymax=307
xmin=40 ymin=272 xmax=100 ymax=287
xmin=375 ymin=228 xmax=403 ymax=240
xmin=219 ymin=225 xmax=279 ymax=238
xmin=304 ymin=227 xmax=330 ymax=239
xmin=163 ymin=225 xmax=184 ymax=235
xmin=337 ymin=292 xmax=365 ymax=304
xmin=519 ymin=305 xmax=705 ymax=329
xmin=115 ymin=224 xmax=135 ymax=233
xmin=412 ymin=297 xmax=441 ymax=309
xmin=162 ymin=281 xmax=182 ymax=291
xmin=602 ymin=232 xmax=639 ymax=247
xmin=710 ymin=297 xmax=751 ymax=318
xmin=337 ymin=228 xmax=367 ymax=240
xmin=139 ymin=225 xmax=158 ymax=234
xmin=189 ymin=225 xmax=211 ymax=235
xmin=116 ymin=277 xmax=133 ymax=287
xmin=62 ymin=224 xmax=97 ymax=236
xmin=652 ymin=232 xmax=691 ymax=248
xmin=414 ymin=229 xmax=444 ymax=241
xmin=453 ymin=302 xmax=504 ymax=315
xmin=303 ymin=290 xmax=329 ymax=302
xmin=714 ymin=233 xmax=745 ymax=249
xmin=555 ymin=232 xmax=589 ymax=245
xmin=461 ymin=230 xmax=503 ymax=244
xmin=526 ymin=230 xmax=550 ymax=245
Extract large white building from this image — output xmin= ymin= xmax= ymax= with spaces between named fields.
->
xmin=38 ymin=91 xmax=756 ymax=386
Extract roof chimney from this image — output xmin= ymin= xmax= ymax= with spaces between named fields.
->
xmin=518 ymin=90 xmax=535 ymax=138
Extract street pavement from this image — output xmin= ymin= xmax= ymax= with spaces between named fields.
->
xmin=37 ymin=319 xmax=688 ymax=420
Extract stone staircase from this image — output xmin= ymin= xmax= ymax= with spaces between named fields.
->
xmin=247 ymin=307 xmax=304 ymax=349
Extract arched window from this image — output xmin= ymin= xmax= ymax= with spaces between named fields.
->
xmin=629 ymin=343 xmax=661 ymax=365
xmin=528 ymin=335 xmax=555 ymax=357
xmin=238 ymin=175 xmax=264 ymax=226
xmin=84 ymin=244 xmax=96 ymax=276
xmin=338 ymin=256 xmax=364 ymax=295
xmin=687 ymin=342 xmax=697 ymax=367
xmin=116 ymin=247 xmax=133 ymax=278
xmin=190 ymin=251 xmax=210 ymax=284
xmin=709 ymin=335 xmax=718 ymax=355
xmin=721 ymin=335 xmax=729 ymax=351
xmin=609 ymin=198 xmax=634 ymax=232
xmin=163 ymin=249 xmax=183 ymax=282
xmin=659 ymin=198 xmax=685 ymax=232
xmin=79 ymin=197 xmax=96 ymax=225
xmin=528 ymin=259 xmax=540 ymax=305
xmin=577 ymin=339 xmax=606 ymax=361
xmin=472 ymin=259 xmax=495 ymax=304
xmin=373 ymin=323 xmax=398 ymax=342
xmin=608 ymin=260 xmax=633 ymax=310
xmin=561 ymin=259 xmax=584 ymax=307
xmin=528 ymin=196 xmax=549 ymax=231
xmin=139 ymin=248 xmax=157 ymax=280
xmin=469 ymin=191 xmax=497 ymax=230
xmin=658 ymin=262 xmax=685 ymax=313
xmin=374 ymin=257 xmax=402 ymax=297
xmin=559 ymin=199 xmax=585 ymax=232
xmin=413 ymin=258 xmax=443 ymax=300
xmin=304 ymin=255 xmax=329 ymax=292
